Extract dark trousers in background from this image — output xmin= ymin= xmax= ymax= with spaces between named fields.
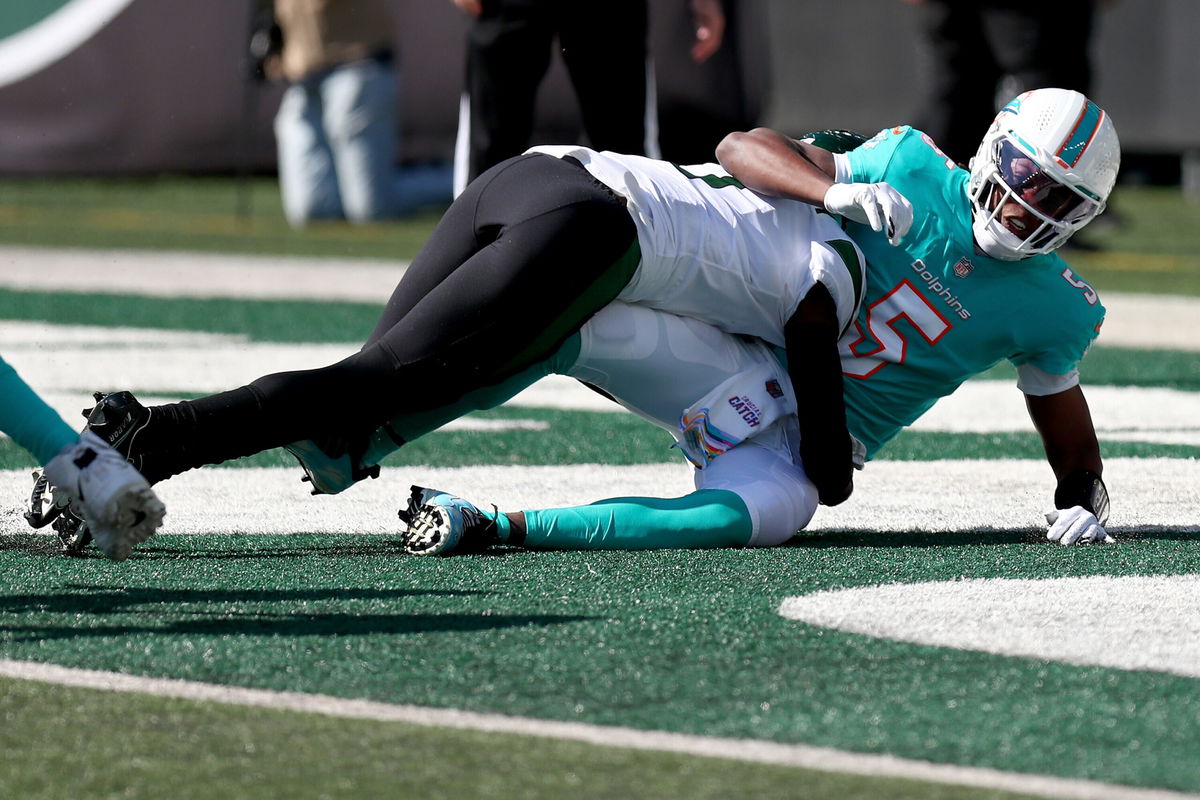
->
xmin=915 ymin=0 xmax=1097 ymax=166
xmin=455 ymin=0 xmax=652 ymax=192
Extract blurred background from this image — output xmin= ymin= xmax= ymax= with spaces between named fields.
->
xmin=1 ymin=0 xmax=1195 ymax=184
xmin=0 ymin=0 xmax=1197 ymax=286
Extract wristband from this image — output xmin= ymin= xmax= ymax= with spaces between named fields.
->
xmin=1054 ymin=469 xmax=1110 ymax=526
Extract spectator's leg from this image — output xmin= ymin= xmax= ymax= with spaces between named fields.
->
xmin=453 ymin=1 xmax=555 ymax=194
xmin=983 ymin=0 xmax=1095 ymax=96
xmin=914 ymin=0 xmax=1003 ymax=165
xmin=274 ymin=80 xmax=343 ymax=226
xmin=322 ymin=57 xmax=399 ymax=222
xmin=559 ymin=0 xmax=656 ymax=157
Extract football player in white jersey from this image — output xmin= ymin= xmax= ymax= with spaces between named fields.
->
xmin=714 ymin=88 xmax=1119 ymax=546
xmin=73 ymin=143 xmax=878 ymax=555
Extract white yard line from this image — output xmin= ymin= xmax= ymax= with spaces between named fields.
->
xmin=815 ymin=457 xmax=1200 ymax=533
xmin=3 ymin=320 xmax=1198 ymax=444
xmin=3 ymin=458 xmax=1196 ymax=536
xmin=12 ymin=377 xmax=1200 ymax=451
xmin=1100 ymin=293 xmax=1200 ymax=352
xmin=1 ymin=464 xmax=694 ymax=535
xmin=910 ymin=381 xmax=1200 ymax=445
xmin=0 ymin=659 xmax=1194 ymax=800
xmin=0 ymin=246 xmax=403 ymax=303
xmin=1 ymin=245 xmax=1197 ymax=351
xmin=0 ymin=320 xmax=621 ymax=411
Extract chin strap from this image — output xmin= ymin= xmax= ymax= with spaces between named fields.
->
xmin=1054 ymin=469 xmax=1110 ymax=526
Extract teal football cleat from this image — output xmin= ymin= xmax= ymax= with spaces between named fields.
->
xmin=284 ymin=438 xmax=380 ymax=496
xmin=398 ymin=485 xmax=500 ymax=556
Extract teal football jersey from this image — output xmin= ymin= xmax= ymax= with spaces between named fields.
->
xmin=839 ymin=126 xmax=1105 ymax=458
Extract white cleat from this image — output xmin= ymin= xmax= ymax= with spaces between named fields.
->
xmin=43 ymin=431 xmax=166 ymax=561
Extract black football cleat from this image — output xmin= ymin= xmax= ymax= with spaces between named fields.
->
xmin=25 ymin=469 xmax=94 ymax=556
xmin=82 ymin=390 xmax=154 ymax=470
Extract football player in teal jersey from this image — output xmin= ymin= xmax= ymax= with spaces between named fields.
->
xmin=715 ymin=88 xmax=1119 ymax=546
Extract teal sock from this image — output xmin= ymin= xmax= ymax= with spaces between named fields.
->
xmin=518 ymin=489 xmax=752 ymax=550
xmin=489 ymin=509 xmax=513 ymax=542
xmin=0 ymin=357 xmax=79 ymax=464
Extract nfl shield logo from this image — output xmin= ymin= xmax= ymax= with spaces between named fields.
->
xmin=953 ymin=257 xmax=974 ymax=278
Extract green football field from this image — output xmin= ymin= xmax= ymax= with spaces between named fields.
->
xmin=0 ymin=178 xmax=1198 ymax=799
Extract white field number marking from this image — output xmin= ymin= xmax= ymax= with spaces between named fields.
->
xmin=780 ymin=575 xmax=1200 ymax=678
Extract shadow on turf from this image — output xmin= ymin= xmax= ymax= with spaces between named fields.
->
xmin=0 ymin=613 xmax=592 ymax=643
xmin=130 ymin=541 xmax=407 ymax=561
xmin=1 ymin=586 xmax=475 ymax=612
xmin=0 ymin=534 xmax=408 ymax=561
xmin=0 ymin=534 xmax=65 ymax=557
xmin=0 ymin=585 xmax=596 ymax=642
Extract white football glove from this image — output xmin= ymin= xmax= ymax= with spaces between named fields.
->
xmin=823 ymin=182 xmax=913 ymax=246
xmin=1045 ymin=506 xmax=1115 ymax=546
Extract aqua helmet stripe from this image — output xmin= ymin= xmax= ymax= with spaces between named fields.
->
xmin=1057 ymin=100 xmax=1103 ymax=168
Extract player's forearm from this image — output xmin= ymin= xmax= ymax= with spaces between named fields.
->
xmin=1026 ymin=387 xmax=1110 ymax=533
xmin=1025 ymin=388 xmax=1104 ymax=479
xmin=785 ymin=285 xmax=853 ymax=506
xmin=789 ymin=346 xmax=852 ymax=506
xmin=1044 ymin=431 xmax=1103 ymax=480
xmin=716 ymin=128 xmax=835 ymax=204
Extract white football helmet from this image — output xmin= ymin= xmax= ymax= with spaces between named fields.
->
xmin=967 ymin=88 xmax=1120 ymax=261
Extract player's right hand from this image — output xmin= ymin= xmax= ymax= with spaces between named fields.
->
xmin=823 ymin=182 xmax=913 ymax=246
xmin=801 ymin=437 xmax=855 ymax=507
xmin=819 ymin=477 xmax=853 ymax=507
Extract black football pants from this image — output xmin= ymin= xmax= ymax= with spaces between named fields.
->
xmin=152 ymin=154 xmax=638 ymax=477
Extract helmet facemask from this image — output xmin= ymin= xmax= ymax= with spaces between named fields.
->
xmin=966 ymin=89 xmax=1119 ymax=261
xmin=969 ymin=137 xmax=1104 ymax=260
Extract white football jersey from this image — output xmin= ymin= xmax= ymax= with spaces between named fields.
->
xmin=527 ymin=145 xmax=866 ymax=348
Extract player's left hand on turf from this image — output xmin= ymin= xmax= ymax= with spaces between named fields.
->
xmin=1045 ymin=505 xmax=1115 ymax=545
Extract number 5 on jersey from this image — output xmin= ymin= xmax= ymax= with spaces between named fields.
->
xmin=840 ymin=280 xmax=951 ymax=378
